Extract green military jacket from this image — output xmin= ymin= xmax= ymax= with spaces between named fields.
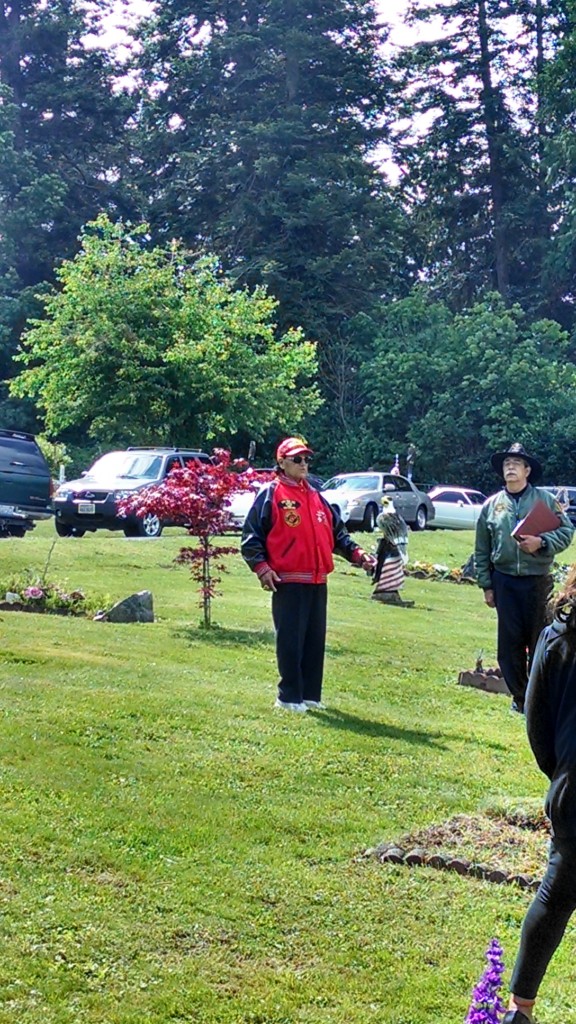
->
xmin=475 ymin=485 xmax=574 ymax=591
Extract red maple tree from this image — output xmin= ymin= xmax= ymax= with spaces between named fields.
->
xmin=118 ymin=450 xmax=272 ymax=627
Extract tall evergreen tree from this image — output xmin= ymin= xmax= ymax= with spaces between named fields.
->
xmin=133 ymin=0 xmax=410 ymax=432
xmin=0 ymin=0 xmax=135 ymax=427
xmin=391 ymin=0 xmax=565 ymax=317
xmin=533 ymin=0 xmax=576 ymax=323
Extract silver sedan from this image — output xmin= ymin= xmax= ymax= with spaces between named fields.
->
xmin=320 ymin=472 xmax=434 ymax=531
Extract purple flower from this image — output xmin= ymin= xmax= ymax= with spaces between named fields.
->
xmin=24 ymin=586 xmax=44 ymax=599
xmin=465 ymin=938 xmax=506 ymax=1023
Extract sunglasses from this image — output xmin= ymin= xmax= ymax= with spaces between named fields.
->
xmin=287 ymin=455 xmax=312 ymax=465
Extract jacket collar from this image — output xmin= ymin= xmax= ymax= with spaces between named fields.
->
xmin=277 ymin=472 xmax=308 ymax=490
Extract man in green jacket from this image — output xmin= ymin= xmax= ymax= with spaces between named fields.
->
xmin=475 ymin=442 xmax=574 ymax=713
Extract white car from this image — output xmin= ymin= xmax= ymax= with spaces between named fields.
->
xmin=428 ymin=486 xmax=487 ymax=529
xmin=226 ymin=486 xmax=262 ymax=529
xmin=226 ymin=471 xmax=325 ymax=529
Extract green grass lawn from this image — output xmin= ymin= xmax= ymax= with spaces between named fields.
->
xmin=1 ymin=522 xmax=575 ymax=1024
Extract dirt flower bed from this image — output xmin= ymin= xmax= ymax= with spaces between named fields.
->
xmin=365 ymin=810 xmax=550 ymax=886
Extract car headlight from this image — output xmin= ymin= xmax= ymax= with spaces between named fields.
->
xmin=54 ymin=488 xmax=72 ymax=499
xmin=113 ymin=490 xmax=134 ymax=500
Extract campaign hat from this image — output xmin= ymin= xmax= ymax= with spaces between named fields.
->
xmin=490 ymin=442 xmax=542 ymax=483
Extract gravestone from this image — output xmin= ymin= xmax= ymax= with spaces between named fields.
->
xmin=94 ymin=591 xmax=154 ymax=623
xmin=458 ymin=667 xmax=510 ymax=695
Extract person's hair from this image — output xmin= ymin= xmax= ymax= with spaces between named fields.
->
xmin=552 ymin=565 xmax=576 ymax=630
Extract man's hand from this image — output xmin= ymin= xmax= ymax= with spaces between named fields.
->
xmin=360 ymin=553 xmax=377 ymax=572
xmin=516 ymin=534 xmax=543 ymax=555
xmin=484 ymin=588 xmax=496 ymax=608
xmin=259 ymin=568 xmax=281 ymax=593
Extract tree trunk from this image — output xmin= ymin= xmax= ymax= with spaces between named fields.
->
xmin=477 ymin=0 xmax=509 ymax=300
xmin=202 ymin=538 xmax=211 ymax=628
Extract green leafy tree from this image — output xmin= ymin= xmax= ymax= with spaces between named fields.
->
xmin=10 ymin=216 xmax=321 ymax=446
xmin=361 ymin=290 xmax=576 ymax=487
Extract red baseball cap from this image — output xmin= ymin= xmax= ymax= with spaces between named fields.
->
xmin=276 ymin=437 xmax=314 ymax=461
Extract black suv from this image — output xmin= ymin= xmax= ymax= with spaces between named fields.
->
xmin=52 ymin=447 xmax=212 ymax=538
xmin=0 ymin=429 xmax=53 ymax=537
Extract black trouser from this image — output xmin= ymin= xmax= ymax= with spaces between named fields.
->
xmin=491 ymin=570 xmax=552 ymax=709
xmin=511 ymin=838 xmax=576 ymax=999
xmin=271 ymin=583 xmax=327 ymax=704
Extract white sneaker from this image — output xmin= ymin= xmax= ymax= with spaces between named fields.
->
xmin=302 ymin=700 xmax=325 ymax=709
xmin=274 ymin=699 xmax=308 ymax=712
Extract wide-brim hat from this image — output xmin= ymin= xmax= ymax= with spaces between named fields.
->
xmin=276 ymin=437 xmax=314 ymax=461
xmin=490 ymin=442 xmax=542 ymax=483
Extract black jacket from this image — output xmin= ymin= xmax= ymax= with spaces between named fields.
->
xmin=526 ymin=618 xmax=576 ymax=837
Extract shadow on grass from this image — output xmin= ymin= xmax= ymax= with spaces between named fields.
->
xmin=314 ymin=708 xmax=508 ymax=753
xmin=173 ymin=624 xmax=276 ymax=647
xmin=314 ymin=707 xmax=448 ymax=749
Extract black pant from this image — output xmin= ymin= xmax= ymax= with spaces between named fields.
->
xmin=491 ymin=570 xmax=552 ymax=708
xmin=271 ymin=583 xmax=327 ymax=703
xmin=510 ymin=838 xmax=576 ymax=999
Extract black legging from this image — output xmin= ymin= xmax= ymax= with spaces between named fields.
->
xmin=510 ymin=838 xmax=576 ymax=998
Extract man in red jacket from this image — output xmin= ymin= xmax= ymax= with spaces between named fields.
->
xmin=241 ymin=437 xmax=375 ymax=712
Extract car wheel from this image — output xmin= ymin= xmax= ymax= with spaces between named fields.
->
xmin=362 ymin=503 xmax=378 ymax=532
xmin=139 ymin=514 xmax=163 ymax=538
xmin=7 ymin=527 xmax=26 ymax=538
xmin=414 ymin=506 xmax=428 ymax=531
xmin=55 ymin=521 xmax=74 ymax=537
xmin=72 ymin=528 xmax=86 ymax=538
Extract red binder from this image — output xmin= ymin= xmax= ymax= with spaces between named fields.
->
xmin=511 ymin=499 xmax=562 ymax=539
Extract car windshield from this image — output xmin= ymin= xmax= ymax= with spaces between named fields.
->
xmin=84 ymin=452 xmax=163 ymax=481
xmin=322 ymin=475 xmax=379 ymax=491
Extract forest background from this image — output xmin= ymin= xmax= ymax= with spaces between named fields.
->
xmin=2 ymin=0 xmax=576 ymax=489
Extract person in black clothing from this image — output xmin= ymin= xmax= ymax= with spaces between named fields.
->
xmin=475 ymin=442 xmax=573 ymax=714
xmin=504 ymin=566 xmax=576 ymax=1024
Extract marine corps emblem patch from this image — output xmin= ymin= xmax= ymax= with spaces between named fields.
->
xmin=284 ymin=510 xmax=301 ymax=527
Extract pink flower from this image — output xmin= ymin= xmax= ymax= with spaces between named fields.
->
xmin=24 ymin=586 xmax=44 ymax=599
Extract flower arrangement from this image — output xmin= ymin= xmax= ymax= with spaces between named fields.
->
xmin=405 ymin=560 xmax=569 ymax=587
xmin=552 ymin=562 xmax=570 ymax=586
xmin=405 ymin=560 xmax=473 ymax=584
xmin=465 ymin=938 xmax=506 ymax=1023
xmin=1 ymin=572 xmax=105 ymax=616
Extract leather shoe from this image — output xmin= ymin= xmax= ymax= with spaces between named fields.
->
xmin=502 ymin=1011 xmax=532 ymax=1024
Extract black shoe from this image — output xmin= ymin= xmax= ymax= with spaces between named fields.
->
xmin=502 ymin=1011 xmax=532 ymax=1024
xmin=510 ymin=700 xmax=525 ymax=715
